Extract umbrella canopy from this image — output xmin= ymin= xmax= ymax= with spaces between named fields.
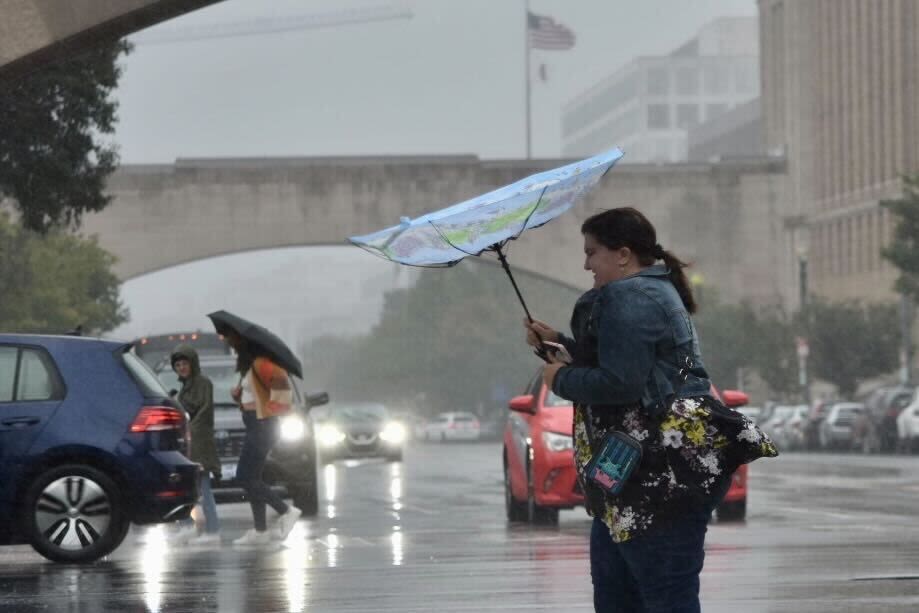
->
xmin=349 ymin=147 xmax=623 ymax=267
xmin=207 ymin=310 xmax=303 ymax=379
xmin=348 ymin=147 xmax=623 ymax=324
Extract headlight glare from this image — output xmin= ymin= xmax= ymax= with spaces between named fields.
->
xmin=318 ymin=424 xmax=346 ymax=447
xmin=280 ymin=415 xmax=306 ymax=442
xmin=380 ymin=422 xmax=406 ymax=443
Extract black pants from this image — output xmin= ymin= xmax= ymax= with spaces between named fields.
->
xmin=236 ymin=410 xmax=289 ymax=531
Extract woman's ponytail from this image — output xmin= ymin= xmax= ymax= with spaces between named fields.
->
xmin=658 ymin=248 xmax=697 ymax=314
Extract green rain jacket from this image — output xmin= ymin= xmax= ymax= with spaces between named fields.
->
xmin=171 ymin=344 xmax=221 ymax=476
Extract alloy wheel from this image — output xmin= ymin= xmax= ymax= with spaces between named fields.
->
xmin=35 ymin=476 xmax=112 ymax=551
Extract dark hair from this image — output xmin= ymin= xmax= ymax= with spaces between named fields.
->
xmin=581 ymin=207 xmax=697 ymax=313
xmin=235 ymin=343 xmax=255 ymax=374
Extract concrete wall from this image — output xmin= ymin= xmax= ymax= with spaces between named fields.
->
xmin=82 ymin=155 xmax=791 ymax=307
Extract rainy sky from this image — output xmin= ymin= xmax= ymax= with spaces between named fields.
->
xmin=111 ymin=0 xmax=756 ymax=347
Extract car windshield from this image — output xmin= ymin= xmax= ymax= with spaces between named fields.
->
xmin=332 ymin=404 xmax=387 ymax=421
xmin=156 ymin=360 xmax=239 ymax=405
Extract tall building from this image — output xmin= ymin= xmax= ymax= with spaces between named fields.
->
xmin=759 ymin=0 xmax=919 ymax=302
xmin=561 ymin=17 xmax=759 ymax=162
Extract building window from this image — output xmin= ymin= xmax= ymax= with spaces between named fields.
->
xmin=676 ymin=104 xmax=699 ymax=129
xmin=675 ymin=67 xmax=699 ymax=95
xmin=646 ymin=67 xmax=669 ymax=95
xmin=705 ymin=104 xmax=728 ymax=121
xmin=703 ymin=65 xmax=729 ymax=94
xmin=647 ymin=104 xmax=670 ymax=129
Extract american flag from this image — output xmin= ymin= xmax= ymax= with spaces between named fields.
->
xmin=527 ymin=11 xmax=575 ymax=50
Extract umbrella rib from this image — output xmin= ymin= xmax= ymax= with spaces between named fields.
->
xmin=426 ymin=221 xmax=482 ymax=258
xmin=510 ymin=184 xmax=550 ymax=243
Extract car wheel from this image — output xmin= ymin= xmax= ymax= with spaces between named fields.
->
xmin=504 ymin=454 xmax=527 ymax=522
xmin=716 ymin=498 xmax=747 ymax=522
xmin=24 ymin=464 xmax=129 ymax=564
xmin=526 ymin=458 xmax=559 ymax=526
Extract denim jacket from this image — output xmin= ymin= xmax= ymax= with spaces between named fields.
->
xmin=552 ymin=265 xmax=711 ymax=417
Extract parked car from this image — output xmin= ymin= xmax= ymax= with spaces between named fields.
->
xmin=852 ymin=386 xmax=914 ymax=453
xmin=421 ymin=411 xmax=481 ymax=442
xmin=896 ymin=388 xmax=919 ymax=453
xmin=818 ymin=402 xmax=865 ymax=450
xmin=780 ymin=405 xmax=811 ymax=451
xmin=156 ymin=355 xmax=327 ymax=516
xmin=0 ymin=334 xmax=199 ymax=563
xmin=315 ymin=402 xmax=405 ymax=462
xmin=761 ymin=405 xmax=797 ymax=447
xmin=734 ymin=405 xmax=762 ymax=423
xmin=802 ymin=400 xmax=834 ymax=450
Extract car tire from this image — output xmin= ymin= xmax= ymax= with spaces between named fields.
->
xmin=504 ymin=454 xmax=527 ymax=523
xmin=716 ymin=498 xmax=747 ymax=522
xmin=23 ymin=464 xmax=130 ymax=564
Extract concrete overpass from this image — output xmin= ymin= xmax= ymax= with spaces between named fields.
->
xmin=0 ymin=0 xmax=221 ymax=81
xmin=83 ymin=155 xmax=792 ymax=306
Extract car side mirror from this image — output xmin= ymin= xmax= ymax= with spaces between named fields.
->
xmin=168 ymin=389 xmax=179 ymax=398
xmin=508 ymin=394 xmax=536 ymax=414
xmin=720 ymin=389 xmax=749 ymax=409
xmin=306 ymin=392 xmax=329 ymax=409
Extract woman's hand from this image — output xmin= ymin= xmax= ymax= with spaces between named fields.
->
xmin=523 ymin=318 xmax=559 ymax=348
xmin=542 ymin=361 xmax=566 ymax=390
xmin=230 ymin=385 xmax=242 ymax=402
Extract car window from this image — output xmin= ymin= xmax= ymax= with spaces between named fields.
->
xmin=0 ymin=346 xmax=16 ymax=402
xmin=17 ymin=349 xmax=55 ymax=401
xmin=200 ymin=362 xmax=239 ymax=405
xmin=333 ymin=404 xmax=386 ymax=420
xmin=544 ymin=389 xmax=572 ymax=407
xmin=122 ymin=351 xmax=170 ymax=397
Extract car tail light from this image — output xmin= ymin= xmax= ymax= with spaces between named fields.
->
xmin=131 ymin=406 xmax=186 ymax=432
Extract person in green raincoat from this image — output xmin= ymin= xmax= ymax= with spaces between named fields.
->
xmin=170 ymin=344 xmax=221 ymax=543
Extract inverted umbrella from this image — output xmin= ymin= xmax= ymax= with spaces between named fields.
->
xmin=207 ymin=310 xmax=303 ymax=379
xmin=348 ymin=147 xmax=623 ymax=322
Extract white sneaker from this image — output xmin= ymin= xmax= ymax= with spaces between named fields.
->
xmin=188 ymin=532 xmax=221 ymax=546
xmin=167 ymin=525 xmax=198 ymax=545
xmin=276 ymin=507 xmax=302 ymax=540
xmin=233 ymin=529 xmax=271 ymax=546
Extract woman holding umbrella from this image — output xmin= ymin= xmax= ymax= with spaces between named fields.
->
xmin=212 ymin=317 xmax=303 ymax=546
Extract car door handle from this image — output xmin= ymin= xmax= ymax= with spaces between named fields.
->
xmin=1 ymin=417 xmax=41 ymax=428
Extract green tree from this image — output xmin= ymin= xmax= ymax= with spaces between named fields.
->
xmin=882 ymin=174 xmax=919 ymax=298
xmin=303 ymin=261 xmax=581 ymax=416
xmin=0 ymin=214 xmax=127 ymax=334
xmin=805 ymin=300 xmax=899 ymax=397
xmin=693 ymin=295 xmax=759 ymax=390
xmin=752 ymin=307 xmax=800 ymax=399
xmin=0 ymin=40 xmax=129 ymax=233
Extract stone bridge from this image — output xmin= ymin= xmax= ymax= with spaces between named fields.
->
xmin=0 ymin=0 xmax=221 ymax=81
xmin=83 ymin=155 xmax=791 ymax=306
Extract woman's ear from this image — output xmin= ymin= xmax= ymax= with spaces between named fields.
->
xmin=617 ymin=247 xmax=632 ymax=267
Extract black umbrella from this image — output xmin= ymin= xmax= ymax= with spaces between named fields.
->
xmin=207 ymin=310 xmax=303 ymax=379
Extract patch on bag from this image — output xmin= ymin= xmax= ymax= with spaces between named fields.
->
xmin=586 ymin=431 xmax=642 ymax=496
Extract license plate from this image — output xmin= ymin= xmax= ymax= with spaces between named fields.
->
xmin=221 ymin=463 xmax=237 ymax=481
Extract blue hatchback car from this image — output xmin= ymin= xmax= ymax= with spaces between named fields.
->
xmin=0 ymin=334 xmax=199 ymax=563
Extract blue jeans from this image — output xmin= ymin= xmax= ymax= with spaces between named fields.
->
xmin=237 ymin=411 xmax=288 ymax=531
xmin=181 ymin=472 xmax=219 ymax=534
xmin=590 ymin=510 xmax=711 ymax=613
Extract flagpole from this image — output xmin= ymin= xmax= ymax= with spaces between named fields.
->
xmin=524 ymin=0 xmax=531 ymax=159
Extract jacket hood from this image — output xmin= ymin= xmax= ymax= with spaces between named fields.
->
xmin=170 ymin=344 xmax=201 ymax=377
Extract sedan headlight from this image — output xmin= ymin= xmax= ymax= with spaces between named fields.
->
xmin=542 ymin=431 xmax=573 ymax=452
xmin=280 ymin=415 xmax=306 ymax=442
xmin=380 ymin=422 xmax=406 ymax=444
xmin=317 ymin=424 xmax=346 ymax=447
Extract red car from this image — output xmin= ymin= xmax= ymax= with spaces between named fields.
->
xmin=503 ymin=370 xmax=751 ymax=525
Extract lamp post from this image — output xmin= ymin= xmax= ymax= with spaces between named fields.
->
xmin=796 ymin=245 xmax=810 ymax=404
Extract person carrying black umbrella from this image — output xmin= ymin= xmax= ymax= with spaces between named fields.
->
xmin=223 ymin=329 xmax=302 ymax=546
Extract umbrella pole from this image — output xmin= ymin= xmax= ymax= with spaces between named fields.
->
xmin=493 ymin=243 xmax=534 ymax=322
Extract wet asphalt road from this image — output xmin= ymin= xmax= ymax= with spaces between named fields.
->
xmin=1 ymin=443 xmax=919 ymax=612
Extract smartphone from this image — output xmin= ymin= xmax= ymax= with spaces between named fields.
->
xmin=542 ymin=341 xmax=573 ymax=364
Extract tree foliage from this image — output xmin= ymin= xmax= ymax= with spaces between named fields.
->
xmin=0 ymin=40 xmax=129 ymax=233
xmin=804 ymin=300 xmax=899 ymax=398
xmin=0 ymin=214 xmax=127 ymax=334
xmin=301 ymin=261 xmax=581 ymax=416
xmin=882 ymin=174 xmax=919 ymax=299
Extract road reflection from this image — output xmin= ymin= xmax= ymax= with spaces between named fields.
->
xmin=140 ymin=525 xmax=167 ymax=613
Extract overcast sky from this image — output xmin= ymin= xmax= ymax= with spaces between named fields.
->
xmin=115 ymin=0 xmax=757 ymax=162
